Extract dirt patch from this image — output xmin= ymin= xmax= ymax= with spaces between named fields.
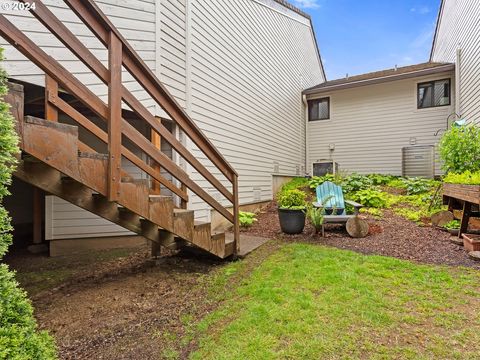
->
xmin=6 ymin=240 xmax=279 ymax=359
xmin=244 ymin=201 xmax=480 ymax=269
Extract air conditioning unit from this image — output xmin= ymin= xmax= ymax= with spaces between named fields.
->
xmin=312 ymin=161 xmax=338 ymax=177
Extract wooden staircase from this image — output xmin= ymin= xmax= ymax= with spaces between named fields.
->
xmin=1 ymin=1 xmax=240 ymax=258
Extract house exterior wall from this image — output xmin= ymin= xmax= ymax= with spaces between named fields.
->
xmin=1 ymin=1 xmax=323 ymax=235
xmin=186 ymin=0 xmax=324 ymax=220
xmin=306 ymin=71 xmax=455 ymax=176
xmin=431 ymin=0 xmax=480 ymax=124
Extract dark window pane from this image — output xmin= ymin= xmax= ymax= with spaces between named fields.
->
xmin=434 ymin=80 xmax=450 ymax=106
xmin=418 ymin=84 xmax=433 ymax=108
xmin=308 ymin=98 xmax=329 ymax=121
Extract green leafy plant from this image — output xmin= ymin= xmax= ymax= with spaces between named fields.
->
xmin=280 ymin=177 xmax=309 ymax=193
xmin=308 ymin=174 xmax=338 ymax=189
xmin=0 ymin=49 xmax=57 ymax=358
xmin=443 ymin=219 xmax=460 ymax=230
xmin=360 ymin=207 xmax=383 ymax=218
xmin=239 ymin=211 xmax=257 ymax=228
xmin=277 ymin=189 xmax=306 ymax=210
xmin=305 ymin=203 xmax=325 ymax=234
xmin=439 ymin=125 xmax=480 ymax=173
xmin=349 ymin=189 xmax=388 ymax=208
xmin=341 ymin=173 xmax=373 ymax=194
xmin=443 ymin=170 xmax=480 ymax=185
xmin=402 ymin=177 xmax=438 ymax=195
xmin=386 ymin=178 xmax=408 ymax=189
xmin=367 ymin=174 xmax=397 ymax=185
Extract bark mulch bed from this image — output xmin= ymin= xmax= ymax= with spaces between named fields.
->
xmin=244 ymin=201 xmax=480 ymax=269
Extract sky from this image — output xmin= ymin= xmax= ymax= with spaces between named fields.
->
xmin=291 ymin=0 xmax=441 ymax=80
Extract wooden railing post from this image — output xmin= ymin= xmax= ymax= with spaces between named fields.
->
xmin=45 ymin=74 xmax=58 ymax=122
xmin=108 ymin=31 xmax=122 ymax=201
xmin=233 ymin=174 xmax=240 ymax=256
xmin=180 ymin=183 xmax=187 ymax=209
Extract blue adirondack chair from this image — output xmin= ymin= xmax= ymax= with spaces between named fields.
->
xmin=313 ymin=181 xmax=364 ymax=235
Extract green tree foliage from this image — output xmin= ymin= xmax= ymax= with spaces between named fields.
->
xmin=439 ymin=125 xmax=480 ymax=173
xmin=0 ymin=48 xmax=57 ymax=359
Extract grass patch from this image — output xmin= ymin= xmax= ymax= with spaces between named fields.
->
xmin=191 ymin=244 xmax=480 ymax=359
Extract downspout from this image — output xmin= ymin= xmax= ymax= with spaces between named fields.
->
xmin=302 ymin=94 xmax=308 ymax=176
xmin=455 ymin=47 xmax=461 ymax=117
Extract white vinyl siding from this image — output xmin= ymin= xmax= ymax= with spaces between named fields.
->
xmin=186 ymin=0 xmax=323 ymax=219
xmin=2 ymin=0 xmax=323 ymax=234
xmin=431 ymin=0 xmax=480 ymax=124
xmin=307 ymin=72 xmax=455 ymax=175
xmin=45 ymin=196 xmax=134 ymax=240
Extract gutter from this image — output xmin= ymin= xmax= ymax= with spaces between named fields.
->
xmin=303 ymin=63 xmax=455 ymax=96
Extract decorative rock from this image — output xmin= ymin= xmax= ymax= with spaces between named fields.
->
xmin=449 ymin=236 xmax=464 ymax=246
xmin=346 ymin=216 xmax=369 ymax=238
xmin=431 ymin=210 xmax=454 ymax=227
xmin=468 ymin=251 xmax=480 ymax=261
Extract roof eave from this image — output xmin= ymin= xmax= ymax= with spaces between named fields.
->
xmin=302 ymin=63 xmax=455 ymax=96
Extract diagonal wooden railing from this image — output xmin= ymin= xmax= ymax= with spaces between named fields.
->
xmin=0 ymin=0 xmax=240 ymax=254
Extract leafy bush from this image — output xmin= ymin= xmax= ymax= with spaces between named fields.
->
xmin=393 ymin=208 xmax=426 ymax=223
xmin=280 ymin=177 xmax=309 ymax=193
xmin=305 ymin=204 xmax=325 ymax=234
xmin=350 ymin=189 xmax=388 ymax=208
xmin=0 ymin=49 xmax=57 ymax=358
xmin=402 ymin=177 xmax=438 ymax=195
xmin=386 ymin=178 xmax=407 ymax=189
xmin=443 ymin=171 xmax=480 ymax=185
xmin=239 ymin=211 xmax=257 ymax=228
xmin=308 ymin=174 xmax=337 ymax=189
xmin=277 ymin=189 xmax=306 ymax=210
xmin=443 ymin=219 xmax=460 ymax=230
xmin=439 ymin=125 xmax=480 ymax=173
xmin=367 ymin=174 xmax=397 ymax=185
xmin=341 ymin=173 xmax=373 ymax=194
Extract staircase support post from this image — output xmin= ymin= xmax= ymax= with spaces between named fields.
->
xmin=108 ymin=31 xmax=122 ymax=201
xmin=233 ymin=174 xmax=240 ymax=256
xmin=45 ymin=75 xmax=58 ymax=122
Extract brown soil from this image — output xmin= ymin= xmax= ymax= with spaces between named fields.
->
xmin=6 ymin=242 xmax=279 ymax=359
xmin=245 ymin=201 xmax=480 ymax=269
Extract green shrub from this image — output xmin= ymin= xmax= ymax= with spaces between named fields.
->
xmin=341 ymin=173 xmax=373 ymax=194
xmin=443 ymin=171 xmax=480 ymax=185
xmin=0 ymin=48 xmax=57 ymax=359
xmin=393 ymin=208 xmax=426 ymax=223
xmin=239 ymin=211 xmax=257 ymax=228
xmin=277 ymin=189 xmax=306 ymax=210
xmin=308 ymin=174 xmax=337 ymax=189
xmin=439 ymin=125 xmax=480 ymax=173
xmin=280 ymin=177 xmax=309 ymax=193
xmin=367 ymin=174 xmax=397 ymax=185
xmin=443 ymin=219 xmax=460 ymax=230
xmin=386 ymin=178 xmax=407 ymax=189
xmin=402 ymin=177 xmax=438 ymax=195
xmin=350 ymin=189 xmax=388 ymax=208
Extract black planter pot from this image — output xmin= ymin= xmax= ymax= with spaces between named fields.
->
xmin=278 ymin=208 xmax=306 ymax=234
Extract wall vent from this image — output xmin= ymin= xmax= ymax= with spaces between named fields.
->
xmin=253 ymin=187 xmax=262 ymax=202
xmin=273 ymin=161 xmax=279 ymax=174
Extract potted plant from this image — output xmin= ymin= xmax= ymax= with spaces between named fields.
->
xmin=277 ymin=189 xmax=307 ymax=234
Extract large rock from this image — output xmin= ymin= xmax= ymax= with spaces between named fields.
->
xmin=431 ymin=210 xmax=454 ymax=227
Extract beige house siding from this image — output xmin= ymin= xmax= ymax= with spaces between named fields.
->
xmin=306 ymin=71 xmax=455 ymax=176
xmin=431 ymin=0 xmax=480 ymax=124
xmin=1 ymin=1 xmax=324 ymax=233
xmin=186 ymin=0 xmax=324 ymax=220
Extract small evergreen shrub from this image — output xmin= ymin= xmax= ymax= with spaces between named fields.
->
xmin=277 ymin=189 xmax=306 ymax=210
xmin=0 ymin=48 xmax=57 ymax=359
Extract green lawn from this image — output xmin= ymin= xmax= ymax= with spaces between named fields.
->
xmin=191 ymin=244 xmax=480 ymax=359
